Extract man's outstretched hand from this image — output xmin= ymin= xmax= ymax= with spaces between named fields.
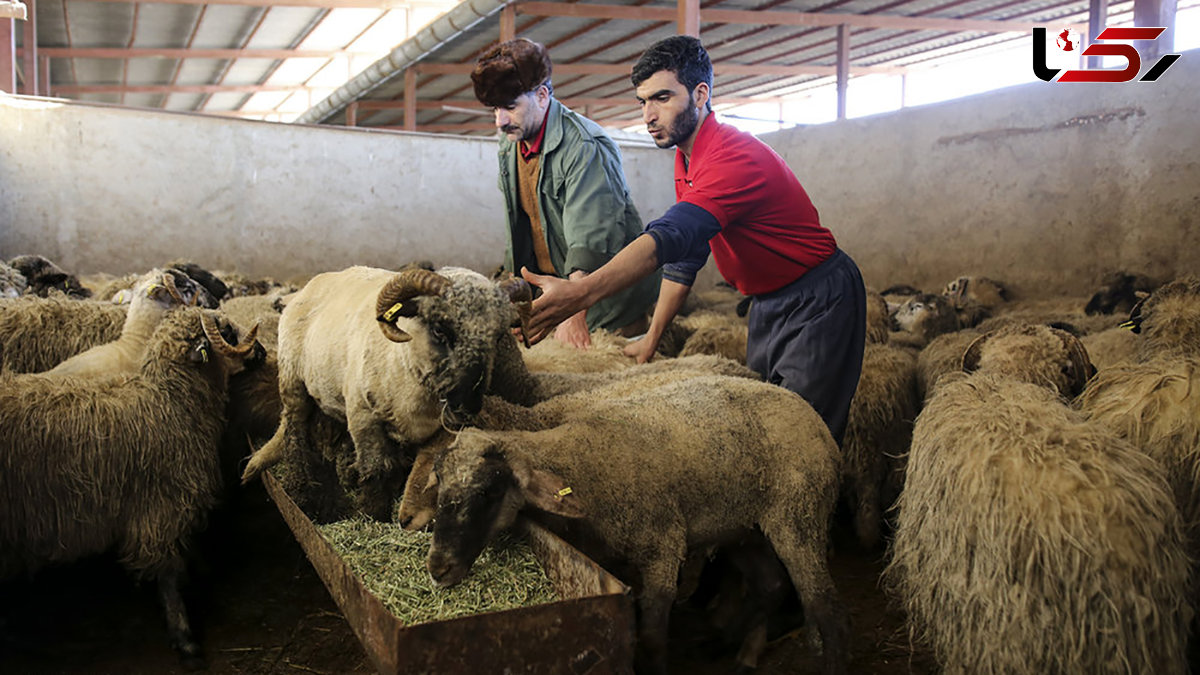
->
xmin=521 ymin=267 xmax=591 ymax=345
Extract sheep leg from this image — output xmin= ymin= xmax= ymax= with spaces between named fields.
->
xmin=241 ymin=372 xmax=314 ymax=482
xmin=853 ymin=473 xmax=883 ymax=551
xmin=761 ymin=523 xmax=848 ymax=675
xmin=156 ymin=556 xmax=204 ymax=668
xmin=634 ymin=555 xmax=683 ymax=675
xmin=346 ymin=410 xmax=396 ymax=521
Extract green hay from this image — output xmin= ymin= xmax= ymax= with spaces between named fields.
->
xmin=317 ymin=518 xmax=558 ymax=625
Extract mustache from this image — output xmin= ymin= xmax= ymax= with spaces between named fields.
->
xmin=501 ymin=125 xmax=519 ymax=133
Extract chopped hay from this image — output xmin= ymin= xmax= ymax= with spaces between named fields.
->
xmin=317 ymin=518 xmax=558 ymax=625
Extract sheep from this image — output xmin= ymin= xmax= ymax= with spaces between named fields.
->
xmin=520 ymin=327 xmax=637 ymax=373
xmin=0 ymin=295 xmax=128 ymax=374
xmin=0 ymin=307 xmax=262 ymax=666
xmin=395 ymin=354 xmax=763 ymax=531
xmin=1128 ymin=275 xmax=1200 ymax=360
xmin=676 ymin=310 xmax=749 ymax=364
xmin=48 ymin=269 xmax=204 ymax=377
xmin=840 ymin=342 xmax=919 ymax=549
xmin=889 ymin=292 xmax=960 ymax=350
xmin=863 ymin=290 xmax=891 ymax=346
xmin=886 ymin=324 xmax=1189 ymax=674
xmin=1076 ymin=277 xmax=1200 ymax=590
xmin=1080 ymin=325 xmax=1139 ymax=371
xmin=942 ymin=275 xmax=1008 ymax=327
xmin=7 ymin=254 xmax=91 ymax=298
xmin=424 ymin=374 xmax=848 ymax=674
xmin=914 ymin=329 xmax=981 ymax=400
xmin=240 ymin=265 xmax=540 ymax=520
xmin=1085 ymin=270 xmax=1159 ymax=316
xmin=0 ymin=260 xmax=28 ymax=298
xmin=978 ymin=296 xmax=1122 ymax=336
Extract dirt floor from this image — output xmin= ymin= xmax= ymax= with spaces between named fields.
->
xmin=0 ymin=482 xmax=935 ymax=675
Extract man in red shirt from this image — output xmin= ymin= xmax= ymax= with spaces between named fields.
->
xmin=522 ymin=35 xmax=866 ymax=445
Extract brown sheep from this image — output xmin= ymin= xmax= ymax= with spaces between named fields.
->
xmin=0 ymin=295 xmax=127 ymax=374
xmin=887 ymin=324 xmax=1188 ymax=674
xmin=425 ymin=375 xmax=848 ymax=674
xmin=0 ymin=307 xmax=262 ymax=666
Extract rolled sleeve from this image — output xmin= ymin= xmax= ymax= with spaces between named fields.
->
xmin=644 ymin=201 xmax=721 ymax=288
xmin=565 ymin=245 xmax=611 ymax=274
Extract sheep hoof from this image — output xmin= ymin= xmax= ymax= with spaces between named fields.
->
xmin=240 ymin=434 xmax=284 ymax=483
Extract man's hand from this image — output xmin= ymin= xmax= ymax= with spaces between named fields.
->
xmin=622 ymin=335 xmax=657 ymax=364
xmin=522 ymin=267 xmax=592 ymax=345
xmin=554 ymin=311 xmax=592 ymax=349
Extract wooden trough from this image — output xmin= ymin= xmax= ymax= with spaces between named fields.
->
xmin=263 ymin=472 xmax=636 ymax=675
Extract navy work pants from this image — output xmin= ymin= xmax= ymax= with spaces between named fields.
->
xmin=746 ymin=248 xmax=866 ymax=446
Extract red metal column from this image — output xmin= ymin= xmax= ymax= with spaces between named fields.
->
xmin=1 ymin=18 xmax=15 ymax=93
xmin=677 ymin=0 xmax=699 ymax=37
xmin=499 ymin=3 xmax=515 ymax=42
xmin=20 ymin=0 xmax=35 ymax=94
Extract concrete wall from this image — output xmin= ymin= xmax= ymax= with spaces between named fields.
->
xmin=0 ymin=95 xmax=675 ymax=280
xmin=3 ymin=51 xmax=1196 ymax=298
xmin=762 ymin=48 xmax=1199 ymax=299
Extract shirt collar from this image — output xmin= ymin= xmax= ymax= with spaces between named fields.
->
xmin=676 ymin=113 xmax=719 ymax=176
xmin=519 ymin=104 xmax=552 ymax=160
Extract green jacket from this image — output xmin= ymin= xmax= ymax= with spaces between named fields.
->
xmin=498 ymin=98 xmax=660 ymax=332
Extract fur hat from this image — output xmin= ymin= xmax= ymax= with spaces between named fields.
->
xmin=471 ymin=38 xmax=552 ymax=107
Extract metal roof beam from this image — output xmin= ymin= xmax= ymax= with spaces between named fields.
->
xmin=63 ymin=0 xmax=450 ymax=8
xmin=53 ymin=83 xmax=303 ymax=93
xmin=517 ymin=1 xmax=1052 ymax=33
xmin=415 ymin=61 xmax=906 ymax=76
xmin=23 ymin=47 xmax=360 ymax=59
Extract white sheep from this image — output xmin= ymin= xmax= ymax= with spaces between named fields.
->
xmin=49 ymin=269 xmax=202 ymax=377
xmin=240 ymin=265 xmax=539 ymax=520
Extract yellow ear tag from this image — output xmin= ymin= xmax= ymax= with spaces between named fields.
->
xmin=382 ymin=302 xmax=404 ymax=322
xmin=1119 ymin=320 xmax=1136 ymax=331
xmin=556 ymin=487 xmax=573 ymax=499
xmin=146 ymin=283 xmax=160 ymax=293
xmin=200 ymin=347 xmax=209 ymax=363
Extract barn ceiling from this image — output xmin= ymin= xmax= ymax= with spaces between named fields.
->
xmin=5 ymin=0 xmax=1174 ymax=135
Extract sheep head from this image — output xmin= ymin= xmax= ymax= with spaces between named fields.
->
xmin=962 ymin=324 xmax=1096 ymax=398
xmin=426 ymin=429 xmax=583 ymax=588
xmin=375 ymin=267 xmax=534 ymax=428
xmin=1132 ymin=276 xmax=1200 ymax=359
xmin=893 ymin=293 xmax=960 ymax=341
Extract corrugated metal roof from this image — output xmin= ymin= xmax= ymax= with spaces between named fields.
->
xmin=7 ymin=0 xmax=1176 ymax=133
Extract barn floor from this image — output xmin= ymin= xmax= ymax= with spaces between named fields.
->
xmin=0 ymin=482 xmax=936 ymax=675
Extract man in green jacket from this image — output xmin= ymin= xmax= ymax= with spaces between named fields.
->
xmin=472 ymin=38 xmax=659 ymax=348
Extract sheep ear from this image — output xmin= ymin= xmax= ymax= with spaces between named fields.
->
xmin=188 ymin=337 xmax=211 ymax=364
xmin=961 ymin=333 xmax=990 ymax=373
xmin=511 ymin=458 xmax=584 ymax=519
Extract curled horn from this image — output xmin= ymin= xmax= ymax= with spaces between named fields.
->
xmin=375 ymin=269 xmax=453 ymax=344
xmin=961 ymin=332 xmax=991 ymax=373
xmin=163 ymin=271 xmax=187 ymax=305
xmin=201 ymin=313 xmax=259 ymax=358
xmin=497 ymin=277 xmax=533 ymax=348
xmin=1053 ymin=329 xmax=1096 ymax=397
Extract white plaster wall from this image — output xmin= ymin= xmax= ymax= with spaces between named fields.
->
xmin=0 ymin=96 xmax=676 ymax=280
xmin=761 ymin=48 xmax=1200 ymax=298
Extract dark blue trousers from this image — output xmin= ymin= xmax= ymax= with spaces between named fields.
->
xmin=746 ymin=249 xmax=866 ymax=446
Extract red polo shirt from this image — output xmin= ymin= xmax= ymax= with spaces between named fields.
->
xmin=675 ymin=114 xmax=835 ymax=296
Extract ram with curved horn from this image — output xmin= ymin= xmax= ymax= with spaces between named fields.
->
xmin=241 ymin=265 xmax=541 ymax=520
